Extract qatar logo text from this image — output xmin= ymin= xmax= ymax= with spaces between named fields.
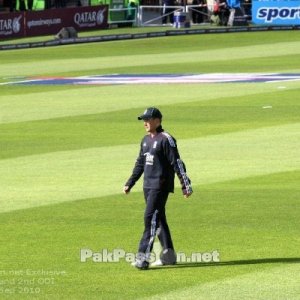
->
xmin=0 ymin=15 xmax=22 ymax=35
xmin=74 ymin=9 xmax=106 ymax=27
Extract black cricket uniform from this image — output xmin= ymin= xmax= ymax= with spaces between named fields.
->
xmin=125 ymin=126 xmax=192 ymax=264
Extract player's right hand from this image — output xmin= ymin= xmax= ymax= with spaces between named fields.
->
xmin=123 ymin=186 xmax=130 ymax=194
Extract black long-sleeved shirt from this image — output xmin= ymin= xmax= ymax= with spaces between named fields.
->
xmin=126 ymin=129 xmax=192 ymax=195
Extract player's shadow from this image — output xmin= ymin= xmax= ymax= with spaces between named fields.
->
xmin=150 ymin=257 xmax=300 ymax=270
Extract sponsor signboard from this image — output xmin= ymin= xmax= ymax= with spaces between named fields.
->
xmin=0 ymin=6 xmax=108 ymax=39
xmin=25 ymin=6 xmax=108 ymax=37
xmin=0 ymin=12 xmax=24 ymax=39
xmin=252 ymin=0 xmax=300 ymax=25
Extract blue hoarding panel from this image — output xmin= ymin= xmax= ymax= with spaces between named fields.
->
xmin=252 ymin=0 xmax=300 ymax=25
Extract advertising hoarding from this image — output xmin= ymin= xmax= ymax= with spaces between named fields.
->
xmin=252 ymin=0 xmax=300 ymax=25
xmin=25 ymin=6 xmax=108 ymax=37
xmin=0 ymin=6 xmax=108 ymax=40
xmin=0 ymin=12 xmax=24 ymax=39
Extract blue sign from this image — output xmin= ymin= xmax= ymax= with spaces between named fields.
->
xmin=252 ymin=0 xmax=300 ymax=25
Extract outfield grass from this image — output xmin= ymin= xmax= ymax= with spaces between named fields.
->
xmin=0 ymin=31 xmax=299 ymax=299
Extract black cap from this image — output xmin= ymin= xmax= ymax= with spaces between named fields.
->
xmin=138 ymin=107 xmax=162 ymax=120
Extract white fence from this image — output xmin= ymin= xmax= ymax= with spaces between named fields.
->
xmin=109 ymin=5 xmax=208 ymax=27
xmin=137 ymin=5 xmax=215 ymax=27
xmin=137 ymin=6 xmax=185 ymax=26
xmin=109 ymin=3 xmax=250 ymax=27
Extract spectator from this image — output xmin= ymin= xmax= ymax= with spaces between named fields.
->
xmin=3 ymin=0 xmax=14 ymax=12
xmin=226 ymin=0 xmax=241 ymax=26
xmin=126 ymin=0 xmax=137 ymax=25
xmin=211 ymin=0 xmax=229 ymax=25
xmin=16 ymin=0 xmax=28 ymax=11
xmin=243 ymin=0 xmax=251 ymax=19
xmin=219 ymin=0 xmax=229 ymax=25
xmin=210 ymin=0 xmax=220 ymax=25
xmin=9 ymin=0 xmax=16 ymax=12
xmin=192 ymin=0 xmax=207 ymax=24
xmin=28 ymin=0 xmax=33 ymax=9
xmin=162 ymin=0 xmax=176 ymax=25
xmin=55 ymin=0 xmax=66 ymax=8
xmin=45 ymin=0 xmax=52 ymax=9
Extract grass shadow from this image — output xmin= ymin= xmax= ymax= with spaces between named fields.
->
xmin=149 ymin=257 xmax=300 ymax=270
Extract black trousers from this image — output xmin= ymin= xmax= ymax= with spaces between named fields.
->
xmin=162 ymin=7 xmax=175 ymax=24
xmin=192 ymin=8 xmax=206 ymax=24
xmin=28 ymin=0 xmax=33 ymax=9
xmin=138 ymin=189 xmax=174 ymax=261
xmin=55 ymin=0 xmax=66 ymax=7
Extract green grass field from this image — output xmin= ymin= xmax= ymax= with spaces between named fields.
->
xmin=0 ymin=30 xmax=300 ymax=299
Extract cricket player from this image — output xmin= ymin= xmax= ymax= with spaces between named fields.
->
xmin=123 ymin=107 xmax=193 ymax=270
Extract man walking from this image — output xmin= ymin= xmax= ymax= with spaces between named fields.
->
xmin=123 ymin=107 xmax=193 ymax=270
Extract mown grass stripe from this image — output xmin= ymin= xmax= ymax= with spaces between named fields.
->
xmin=0 ymin=170 xmax=298 ymax=298
xmin=0 ymin=123 xmax=299 ymax=213
xmin=1 ymin=81 xmax=299 ymax=124
xmin=1 ymin=41 xmax=300 ymax=78
xmin=143 ymin=264 xmax=300 ymax=300
xmin=1 ymin=86 xmax=299 ymax=160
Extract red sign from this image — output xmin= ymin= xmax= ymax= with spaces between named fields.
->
xmin=0 ymin=12 xmax=25 ymax=39
xmin=25 ymin=6 xmax=108 ymax=37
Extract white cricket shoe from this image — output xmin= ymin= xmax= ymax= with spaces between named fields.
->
xmin=150 ymin=259 xmax=163 ymax=267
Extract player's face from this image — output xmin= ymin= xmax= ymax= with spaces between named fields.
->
xmin=143 ymin=118 xmax=160 ymax=134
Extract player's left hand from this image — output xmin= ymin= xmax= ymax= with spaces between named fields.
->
xmin=184 ymin=191 xmax=193 ymax=199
